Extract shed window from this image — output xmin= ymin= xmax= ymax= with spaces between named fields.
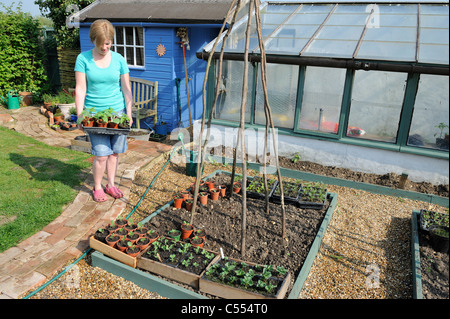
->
xmin=408 ymin=74 xmax=449 ymax=150
xmin=113 ymin=26 xmax=144 ymax=67
xmin=347 ymin=70 xmax=407 ymax=143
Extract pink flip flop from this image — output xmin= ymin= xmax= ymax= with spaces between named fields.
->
xmin=105 ymin=184 xmax=124 ymax=199
xmin=92 ymin=188 xmax=108 ymax=202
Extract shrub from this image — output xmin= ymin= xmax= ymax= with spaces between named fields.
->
xmin=0 ymin=3 xmax=47 ymax=99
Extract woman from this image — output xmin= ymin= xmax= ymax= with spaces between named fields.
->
xmin=75 ymin=19 xmax=133 ymax=202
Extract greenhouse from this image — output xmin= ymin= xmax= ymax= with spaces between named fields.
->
xmin=198 ymin=0 xmax=449 ymax=184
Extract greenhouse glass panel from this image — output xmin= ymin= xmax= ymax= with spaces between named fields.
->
xmin=298 ymin=67 xmax=346 ymax=134
xmin=408 ymin=74 xmax=449 ymax=151
xmin=347 ymin=70 xmax=407 ymax=143
xmin=214 ymin=61 xmax=252 ymax=123
xmin=254 ymin=63 xmax=299 ymax=129
xmin=357 ymin=41 xmax=416 ymax=61
xmin=418 ymin=4 xmax=449 ymax=64
xmin=303 ymin=39 xmax=359 ymax=58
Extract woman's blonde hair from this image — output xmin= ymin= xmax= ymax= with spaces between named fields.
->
xmin=89 ymin=19 xmax=114 ymax=47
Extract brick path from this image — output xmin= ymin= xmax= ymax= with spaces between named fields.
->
xmin=0 ymin=106 xmax=172 ymax=299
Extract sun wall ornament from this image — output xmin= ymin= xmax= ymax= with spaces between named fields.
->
xmin=156 ymin=44 xmax=166 ymax=57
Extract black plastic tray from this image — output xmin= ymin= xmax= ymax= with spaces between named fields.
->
xmin=82 ymin=125 xmax=130 ymax=135
xmin=271 ymin=181 xmax=302 ymax=205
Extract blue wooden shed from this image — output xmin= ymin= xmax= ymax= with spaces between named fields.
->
xmin=75 ymin=0 xmax=237 ymax=133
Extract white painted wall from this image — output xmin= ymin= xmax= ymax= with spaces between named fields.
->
xmin=182 ymin=122 xmax=449 ymax=185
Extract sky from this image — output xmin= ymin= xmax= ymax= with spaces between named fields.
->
xmin=1 ymin=0 xmax=45 ymax=17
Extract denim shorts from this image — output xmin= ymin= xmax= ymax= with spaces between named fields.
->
xmin=88 ymin=109 xmax=128 ymax=157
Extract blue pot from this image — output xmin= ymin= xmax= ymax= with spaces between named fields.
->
xmin=155 ymin=123 xmax=167 ymax=136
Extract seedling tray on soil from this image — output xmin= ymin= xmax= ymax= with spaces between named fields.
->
xmin=271 ymin=181 xmax=302 ymax=205
xmin=199 ymin=256 xmax=291 ymax=299
xmin=246 ymin=176 xmax=278 ymax=200
xmin=82 ymin=126 xmax=130 ymax=135
xmin=137 ymin=237 xmax=220 ymax=289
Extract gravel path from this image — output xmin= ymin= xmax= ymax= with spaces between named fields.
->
xmin=29 ymin=152 xmax=448 ymax=299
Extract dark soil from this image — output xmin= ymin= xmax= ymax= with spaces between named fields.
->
xmin=144 ymin=173 xmax=330 ymax=298
xmin=278 ymin=156 xmax=449 ymax=197
xmin=418 ymin=229 xmax=449 ymax=299
xmin=204 ymin=146 xmax=449 ymax=197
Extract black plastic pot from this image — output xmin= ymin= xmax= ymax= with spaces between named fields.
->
xmin=429 ymin=225 xmax=449 ymax=253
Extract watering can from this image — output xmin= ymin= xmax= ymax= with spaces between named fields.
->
xmin=1 ymin=90 xmax=20 ymax=110
xmin=178 ymin=132 xmax=204 ymax=177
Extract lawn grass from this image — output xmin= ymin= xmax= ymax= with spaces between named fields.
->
xmin=0 ymin=126 xmax=92 ymax=252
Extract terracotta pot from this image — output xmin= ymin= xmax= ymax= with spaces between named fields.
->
xmin=19 ymin=92 xmax=33 ymax=106
xmin=124 ymin=223 xmax=138 ymax=231
xmin=136 ymin=237 xmax=151 ymax=251
xmin=199 ymin=192 xmax=208 ymax=205
xmin=181 ymin=223 xmax=194 ymax=240
xmin=210 ymin=188 xmax=220 ymax=200
xmin=105 ymin=234 xmax=120 ymax=247
xmin=115 ymin=218 xmax=128 ymax=228
xmin=146 ymin=230 xmax=159 ymax=244
xmin=194 ymin=228 xmax=206 ymax=241
xmin=205 ymin=181 xmax=215 ymax=190
xmin=185 ymin=199 xmax=194 ymax=211
xmin=117 ymin=239 xmax=131 ymax=252
xmin=190 ymin=180 xmax=205 ymax=194
xmin=219 ymin=185 xmax=227 ymax=197
xmin=180 ymin=190 xmax=190 ymax=201
xmin=190 ymin=236 xmax=204 ymax=248
xmin=54 ymin=115 xmax=63 ymax=122
xmin=173 ymin=196 xmax=184 ymax=209
xmin=107 ymin=122 xmax=119 ymax=129
xmin=135 ymin=227 xmax=148 ymax=237
xmin=125 ymin=232 xmax=139 ymax=244
xmin=233 ymin=182 xmax=241 ymax=194
xmin=114 ymin=227 xmax=128 ymax=238
xmin=94 ymin=228 xmax=110 ymax=243
xmin=95 ymin=119 xmax=108 ymax=127
xmin=126 ymin=246 xmax=141 ymax=257
xmin=82 ymin=119 xmax=94 ymax=127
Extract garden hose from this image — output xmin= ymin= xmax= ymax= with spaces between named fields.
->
xmin=22 ymin=144 xmax=179 ymax=299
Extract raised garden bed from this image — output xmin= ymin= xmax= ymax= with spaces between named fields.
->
xmin=90 ymin=170 xmax=337 ymax=299
xmin=411 ymin=210 xmax=449 ymax=299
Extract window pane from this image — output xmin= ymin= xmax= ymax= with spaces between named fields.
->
xmin=136 ymin=47 xmax=144 ymax=66
xmin=347 ymin=71 xmax=407 ymax=143
xmin=116 ymin=46 xmax=124 ymax=57
xmin=125 ymin=27 xmax=134 ymax=45
xmin=298 ymin=67 xmax=346 ymax=134
xmin=254 ymin=63 xmax=298 ymax=129
xmin=408 ymin=75 xmax=449 ymax=151
xmin=115 ymin=27 xmax=124 ymax=45
xmin=126 ymin=47 xmax=134 ymax=65
xmin=136 ymin=28 xmax=144 ymax=46
xmin=215 ymin=61 xmax=252 ymax=123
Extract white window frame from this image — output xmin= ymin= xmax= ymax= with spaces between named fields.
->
xmin=113 ymin=26 xmax=145 ymax=68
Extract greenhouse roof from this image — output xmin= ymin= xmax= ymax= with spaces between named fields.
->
xmin=204 ymin=0 xmax=449 ymax=66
